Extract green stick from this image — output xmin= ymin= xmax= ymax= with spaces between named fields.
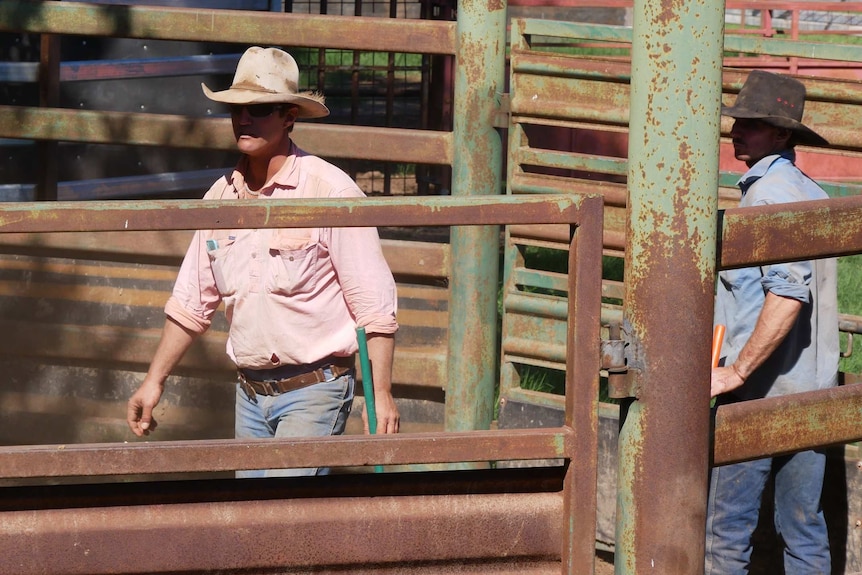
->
xmin=356 ymin=326 xmax=383 ymax=473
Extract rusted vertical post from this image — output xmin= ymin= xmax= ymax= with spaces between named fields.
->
xmin=36 ymin=34 xmax=60 ymax=201
xmin=615 ymin=0 xmax=724 ymax=573
xmin=444 ymin=0 xmax=505 ymax=433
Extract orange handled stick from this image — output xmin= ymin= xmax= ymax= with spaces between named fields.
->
xmin=711 ymin=324 xmax=726 ymax=368
xmin=710 ymin=325 xmax=726 ymax=407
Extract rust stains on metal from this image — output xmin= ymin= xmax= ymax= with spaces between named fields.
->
xmin=0 ymin=0 xmax=457 ymax=55
xmin=714 ymin=384 xmax=862 ymax=466
xmin=0 ymin=195 xmax=587 ymax=235
xmin=0 ymin=490 xmax=563 ymax=574
xmin=720 ymin=194 xmax=862 ymax=269
xmin=0 ymin=428 xmax=576 ymax=479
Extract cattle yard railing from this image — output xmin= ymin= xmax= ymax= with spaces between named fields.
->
xmin=3 ymin=1 xmax=862 ymax=574
xmin=0 ymin=193 xmax=606 ymax=575
xmin=500 ymin=13 xmax=862 ymax=572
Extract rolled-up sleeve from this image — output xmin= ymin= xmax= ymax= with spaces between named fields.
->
xmin=761 ymin=261 xmax=812 ymax=303
xmin=326 ymin=199 xmax=398 ymax=335
xmin=164 ymin=229 xmax=222 ymax=334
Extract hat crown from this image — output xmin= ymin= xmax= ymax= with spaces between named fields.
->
xmin=230 ymin=47 xmax=300 ymax=96
xmin=201 ymin=46 xmax=329 ymax=119
xmin=721 ymin=70 xmax=827 ymax=147
xmin=733 ymin=70 xmax=806 ymax=122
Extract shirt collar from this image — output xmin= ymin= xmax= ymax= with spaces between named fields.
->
xmin=737 ymin=149 xmax=795 ymax=195
xmin=228 ymin=142 xmax=301 ymax=197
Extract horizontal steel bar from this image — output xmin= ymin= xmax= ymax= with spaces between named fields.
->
xmin=513 ymin=0 xmax=862 ymax=12
xmin=1 ymin=168 xmax=227 ymax=202
xmin=510 ymin=73 xmax=630 ymax=125
xmin=509 ymin=173 xmax=628 ymax=207
xmin=0 ymin=107 xmax=453 ymax=164
xmin=510 ymin=65 xmax=862 ymax=154
xmin=510 ymin=268 xmax=568 ymax=295
xmin=0 ymin=194 xmax=598 ymax=233
xmin=516 ymin=19 xmax=633 ymax=44
xmin=0 ymin=428 xmax=574 ymax=478
xmin=517 ymin=147 xmax=628 ymax=177
xmin=503 ymin=387 xmax=567 ymax=412
xmin=0 ymin=54 xmax=240 ymax=83
xmin=725 ymin=35 xmax=862 ymax=64
xmin=719 ymin=194 xmax=862 ymax=269
xmin=296 ymin=124 xmax=453 ymax=165
xmin=515 ymin=18 xmax=862 ymax=66
xmin=0 ymin=489 xmax=562 ymax=574
xmin=517 ymin=147 xmax=862 ymax=200
xmin=504 ymin=334 xmax=567 ymax=365
xmin=0 ymin=0 xmax=456 ymax=55
xmin=510 ymin=49 xmax=633 ymax=82
xmin=713 ymin=383 xmax=862 ymax=466
xmin=0 ymin=106 xmax=231 ymax=149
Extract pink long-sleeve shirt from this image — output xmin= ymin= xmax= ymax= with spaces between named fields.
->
xmin=165 ymin=144 xmax=398 ymax=370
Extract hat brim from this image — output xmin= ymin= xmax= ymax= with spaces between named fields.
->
xmin=202 ymin=83 xmax=330 ymax=119
xmin=721 ymin=104 xmax=828 ymax=147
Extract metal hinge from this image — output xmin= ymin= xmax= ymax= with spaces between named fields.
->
xmin=600 ymin=319 xmax=644 ymax=399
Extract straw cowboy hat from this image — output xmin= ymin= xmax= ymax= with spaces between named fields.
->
xmin=202 ymin=46 xmax=329 ymax=119
xmin=721 ymin=70 xmax=828 ymax=147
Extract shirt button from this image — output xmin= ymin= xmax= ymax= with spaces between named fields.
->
xmin=288 ymin=256 xmax=295 ymax=261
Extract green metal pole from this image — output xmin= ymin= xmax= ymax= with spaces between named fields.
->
xmin=616 ymin=0 xmax=724 ymax=573
xmin=356 ymin=326 xmax=383 ymax=473
xmin=356 ymin=326 xmax=378 ymax=433
xmin=444 ymin=0 xmax=506 ymax=434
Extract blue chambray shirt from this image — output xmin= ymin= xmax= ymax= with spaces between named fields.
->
xmin=714 ymin=151 xmax=839 ymax=400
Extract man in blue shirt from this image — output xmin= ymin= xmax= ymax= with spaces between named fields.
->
xmin=705 ymin=71 xmax=839 ymax=575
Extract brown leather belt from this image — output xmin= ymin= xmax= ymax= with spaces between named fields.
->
xmin=238 ymin=355 xmax=355 ymax=401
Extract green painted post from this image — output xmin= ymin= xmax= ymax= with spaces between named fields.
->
xmin=616 ymin=0 xmax=724 ymax=572
xmin=356 ymin=326 xmax=378 ymax=434
xmin=356 ymin=326 xmax=383 ymax=473
xmin=444 ymin=0 xmax=506 ymax=434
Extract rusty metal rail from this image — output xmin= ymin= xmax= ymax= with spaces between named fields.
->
xmin=0 ymin=428 xmax=574 ymax=478
xmin=0 ymin=1 xmax=456 ymax=55
xmin=0 ymin=193 xmax=604 ymax=574
xmin=501 ymin=17 xmax=862 ymax=573
xmin=0 ymin=468 xmax=566 ymax=575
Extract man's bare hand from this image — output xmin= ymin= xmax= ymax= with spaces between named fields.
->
xmin=127 ymin=381 xmax=164 ymax=437
xmin=363 ymin=391 xmax=400 ymax=434
xmin=711 ymin=365 xmax=745 ymax=398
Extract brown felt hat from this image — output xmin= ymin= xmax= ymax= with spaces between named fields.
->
xmin=202 ymin=46 xmax=329 ymax=119
xmin=721 ymin=70 xmax=828 ymax=147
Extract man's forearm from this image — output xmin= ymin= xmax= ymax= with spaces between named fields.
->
xmin=733 ymin=291 xmax=803 ymax=380
xmin=364 ymin=332 xmax=398 ymax=433
xmin=365 ymin=333 xmax=395 ymax=393
xmin=144 ymin=317 xmax=198 ymax=386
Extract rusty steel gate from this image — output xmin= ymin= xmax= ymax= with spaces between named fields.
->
xmin=3 ymin=1 xmax=862 ymax=574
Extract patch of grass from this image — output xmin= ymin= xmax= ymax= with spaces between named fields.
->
xmin=839 ymin=255 xmax=862 ymax=374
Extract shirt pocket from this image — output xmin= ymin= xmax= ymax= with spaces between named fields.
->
xmin=267 ymin=229 xmax=320 ymax=296
xmin=206 ymin=233 xmax=239 ymax=295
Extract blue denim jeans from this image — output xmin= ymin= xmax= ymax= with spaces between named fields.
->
xmin=234 ymin=372 xmax=354 ymax=478
xmin=704 ymin=449 xmax=830 ymax=575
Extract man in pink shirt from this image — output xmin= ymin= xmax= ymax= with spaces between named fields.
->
xmin=126 ymin=46 xmax=400 ymax=477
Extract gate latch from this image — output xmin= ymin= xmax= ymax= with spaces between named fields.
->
xmin=600 ymin=320 xmax=643 ymax=399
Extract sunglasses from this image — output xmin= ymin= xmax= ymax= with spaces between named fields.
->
xmin=230 ymin=104 xmax=282 ymax=118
